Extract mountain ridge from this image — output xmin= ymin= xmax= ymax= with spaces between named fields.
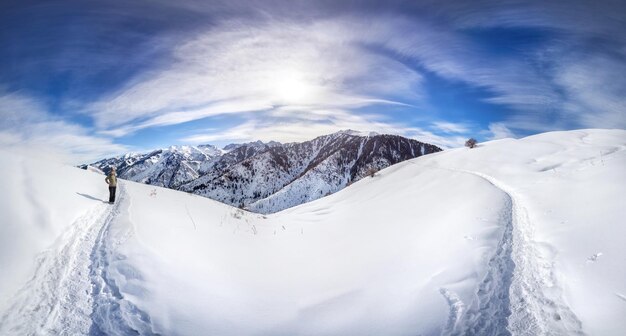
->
xmin=82 ymin=131 xmax=442 ymax=213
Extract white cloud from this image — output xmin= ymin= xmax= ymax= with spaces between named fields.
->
xmin=179 ymin=109 xmax=409 ymax=144
xmin=431 ymin=121 xmax=471 ymax=134
xmin=98 ymin=99 xmax=273 ymax=137
xmin=486 ymin=122 xmax=516 ymax=140
xmin=180 ymin=108 xmax=467 ymax=149
xmin=0 ymin=92 xmax=127 ymax=164
xmin=553 ymin=54 xmax=626 ymax=129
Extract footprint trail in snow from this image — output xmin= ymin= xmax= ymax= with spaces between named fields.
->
xmin=0 ymin=184 xmax=158 ymax=335
xmin=440 ymin=169 xmax=585 ymax=336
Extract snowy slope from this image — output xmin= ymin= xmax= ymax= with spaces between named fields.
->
xmin=0 ymin=156 xmax=120 ymax=334
xmin=420 ymin=129 xmax=626 ymax=335
xmin=1 ymin=129 xmax=625 ymax=335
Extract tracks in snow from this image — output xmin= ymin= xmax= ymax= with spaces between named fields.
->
xmin=440 ymin=168 xmax=584 ymax=336
xmin=89 ymin=185 xmax=158 ymax=336
xmin=451 ymin=192 xmax=515 ymax=336
xmin=0 ymin=184 xmax=157 ymax=335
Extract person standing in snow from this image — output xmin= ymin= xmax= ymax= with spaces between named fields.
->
xmin=105 ymin=167 xmax=117 ymax=203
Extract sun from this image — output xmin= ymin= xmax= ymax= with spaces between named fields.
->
xmin=271 ymin=70 xmax=316 ymax=104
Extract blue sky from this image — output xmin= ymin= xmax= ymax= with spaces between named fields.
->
xmin=1 ymin=0 xmax=625 ymax=163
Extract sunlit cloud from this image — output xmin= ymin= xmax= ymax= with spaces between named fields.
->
xmin=87 ymin=18 xmax=425 ymax=136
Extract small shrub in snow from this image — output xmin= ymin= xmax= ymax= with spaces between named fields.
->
xmin=366 ymin=167 xmax=379 ymax=178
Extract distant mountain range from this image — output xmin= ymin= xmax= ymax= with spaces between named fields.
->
xmin=82 ymin=131 xmax=442 ymax=213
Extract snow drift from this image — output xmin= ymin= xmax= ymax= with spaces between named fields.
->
xmin=0 ymin=129 xmax=625 ymax=335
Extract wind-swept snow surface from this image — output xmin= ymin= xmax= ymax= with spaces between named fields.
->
xmin=0 ymin=161 xmax=158 ymax=335
xmin=0 ymin=129 xmax=625 ymax=335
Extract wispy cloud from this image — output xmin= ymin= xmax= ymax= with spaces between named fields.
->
xmin=552 ymin=53 xmax=626 ymax=129
xmin=98 ymin=99 xmax=273 ymax=137
xmin=431 ymin=121 xmax=472 ymax=134
xmin=180 ymin=108 xmax=467 ymax=149
xmin=486 ymin=122 xmax=516 ymax=140
xmin=0 ymin=92 xmax=127 ymax=164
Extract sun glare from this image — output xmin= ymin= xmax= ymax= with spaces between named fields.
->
xmin=271 ymin=70 xmax=316 ymax=104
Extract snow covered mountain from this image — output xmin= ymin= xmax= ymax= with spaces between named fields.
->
xmin=2 ymin=129 xmax=625 ymax=335
xmin=82 ymin=144 xmax=224 ymax=189
xmin=83 ymin=131 xmax=442 ymax=213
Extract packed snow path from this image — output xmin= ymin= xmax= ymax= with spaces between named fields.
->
xmin=440 ymin=168 xmax=585 ymax=336
xmin=0 ymin=184 xmax=157 ymax=335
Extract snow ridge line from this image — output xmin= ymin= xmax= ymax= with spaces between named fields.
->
xmin=452 ymin=168 xmax=585 ymax=336
xmin=88 ymin=184 xmax=160 ymax=336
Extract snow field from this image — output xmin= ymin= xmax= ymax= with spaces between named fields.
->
xmin=0 ymin=129 xmax=624 ymax=335
xmin=422 ymin=129 xmax=626 ymax=335
xmin=0 ymin=154 xmax=113 ymax=313
xmin=114 ymin=159 xmax=512 ymax=335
